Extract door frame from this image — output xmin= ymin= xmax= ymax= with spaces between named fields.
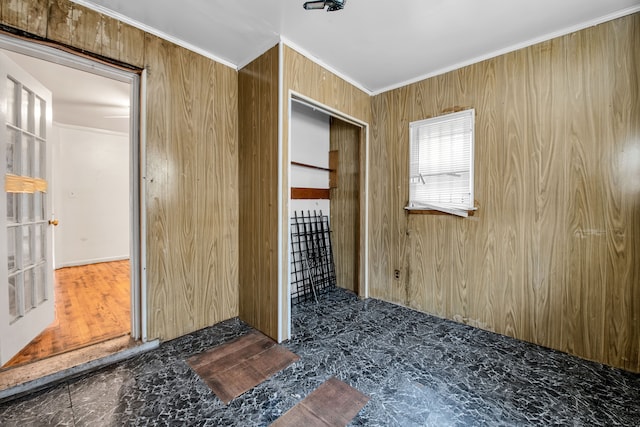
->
xmin=284 ymin=91 xmax=370 ymax=340
xmin=0 ymin=33 xmax=146 ymax=342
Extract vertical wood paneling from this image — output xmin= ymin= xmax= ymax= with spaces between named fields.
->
xmin=100 ymin=16 xmax=146 ymax=68
xmin=144 ymin=34 xmax=171 ymax=339
xmin=406 ymin=80 xmax=437 ymax=315
xmin=468 ymin=58 xmax=499 ymax=332
xmin=370 ymin=13 xmax=640 ymax=372
xmin=498 ymin=48 xmax=529 ymax=340
xmin=565 ymin=26 xmax=607 ymax=363
xmin=46 ymin=0 xmax=72 ymax=45
xmin=369 ymin=94 xmax=388 ymax=299
xmin=238 ymin=45 xmax=279 ymax=340
xmin=0 ymin=0 xmax=48 ymax=37
xmin=214 ymin=60 xmax=240 ymax=321
xmin=525 ymin=38 xmax=568 ymax=351
xmin=451 ymin=68 xmax=478 ymax=326
xmin=329 ymin=118 xmax=360 ymax=293
xmin=116 ymin=21 xmax=145 ymax=68
xmin=45 ymin=1 xmax=145 ymax=68
xmin=602 ymin=15 xmax=640 ymax=371
xmin=391 ymin=87 xmax=410 ymax=305
xmin=2 ymin=0 xmax=240 ymax=342
xmin=170 ymin=43 xmax=197 ymax=334
xmin=145 ymin=35 xmax=239 ymax=340
xmin=66 ymin=2 xmax=102 ymax=53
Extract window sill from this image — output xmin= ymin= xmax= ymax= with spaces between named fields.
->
xmin=407 ymin=209 xmax=476 ymax=217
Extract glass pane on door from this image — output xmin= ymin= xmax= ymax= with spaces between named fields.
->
xmin=5 ymin=127 xmax=17 ymax=174
xmin=8 ymin=275 xmax=17 ymax=321
xmin=6 ymin=78 xmax=17 ymax=126
xmin=35 ymin=264 xmax=45 ymax=304
xmin=34 ymin=96 xmax=44 ymax=137
xmin=38 ymin=140 xmax=45 ymax=178
xmin=38 ymin=224 xmax=45 ymax=261
xmin=34 ymin=193 xmax=42 ymax=221
xmin=20 ymin=87 xmax=32 ymax=131
xmin=38 ymin=193 xmax=45 ymax=220
xmin=22 ymin=225 xmax=32 ymax=267
xmin=23 ymin=269 xmax=33 ymax=313
xmin=21 ymin=135 xmax=33 ymax=176
xmin=19 ymin=193 xmax=31 ymax=223
xmin=7 ymin=193 xmax=16 ymax=223
xmin=7 ymin=226 xmax=16 ymax=272
xmin=34 ymin=224 xmax=42 ymax=261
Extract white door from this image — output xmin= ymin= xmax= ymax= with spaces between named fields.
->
xmin=0 ymin=51 xmax=53 ymax=365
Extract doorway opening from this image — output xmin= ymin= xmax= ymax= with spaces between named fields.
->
xmin=0 ymin=34 xmax=143 ymax=379
xmin=287 ymin=94 xmax=368 ymax=337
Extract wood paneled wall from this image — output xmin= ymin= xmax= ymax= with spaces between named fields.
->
xmin=282 ymin=45 xmax=371 ymax=338
xmin=329 ymin=118 xmax=361 ymax=293
xmin=144 ymin=35 xmax=239 ymax=341
xmin=238 ymin=45 xmax=280 ymax=340
xmin=1 ymin=0 xmax=240 ymax=341
xmin=369 ymin=13 xmax=640 ymax=372
xmin=1 ymin=0 xmax=145 ymax=68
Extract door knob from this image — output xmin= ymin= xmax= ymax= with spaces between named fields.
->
xmin=49 ymin=219 xmax=59 ymax=226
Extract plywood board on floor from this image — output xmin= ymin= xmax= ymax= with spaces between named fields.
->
xmin=271 ymin=377 xmax=369 ymax=426
xmin=187 ymin=331 xmax=299 ymax=404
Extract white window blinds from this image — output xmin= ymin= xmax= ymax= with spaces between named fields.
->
xmin=408 ymin=109 xmax=475 ymax=217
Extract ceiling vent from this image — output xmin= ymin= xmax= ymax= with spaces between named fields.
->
xmin=303 ymin=0 xmax=346 ymax=12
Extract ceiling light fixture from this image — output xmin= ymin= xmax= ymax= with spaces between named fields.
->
xmin=303 ymin=0 xmax=346 ymax=12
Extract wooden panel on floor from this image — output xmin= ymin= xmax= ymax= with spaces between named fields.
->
xmin=188 ymin=331 xmax=273 ymax=372
xmin=271 ymin=377 xmax=369 ymax=427
xmin=187 ymin=330 xmax=299 ymax=405
xmin=2 ymin=261 xmax=131 ymax=368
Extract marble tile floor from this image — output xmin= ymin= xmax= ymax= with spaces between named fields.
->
xmin=1 ymin=288 xmax=639 ymax=426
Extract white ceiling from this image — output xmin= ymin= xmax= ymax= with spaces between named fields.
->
xmin=75 ymin=0 xmax=640 ymax=94
xmin=2 ymin=49 xmax=130 ymax=133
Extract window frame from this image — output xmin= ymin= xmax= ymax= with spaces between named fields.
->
xmin=406 ymin=109 xmax=476 ymax=218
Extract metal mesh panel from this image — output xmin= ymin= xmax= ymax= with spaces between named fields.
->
xmin=290 ymin=210 xmax=336 ymax=304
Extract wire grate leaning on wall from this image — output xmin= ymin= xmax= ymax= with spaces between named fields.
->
xmin=290 ymin=211 xmax=337 ymax=304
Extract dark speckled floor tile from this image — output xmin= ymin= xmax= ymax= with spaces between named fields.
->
xmin=0 ymin=383 xmax=74 ymax=426
xmin=1 ymin=288 xmax=639 ymax=426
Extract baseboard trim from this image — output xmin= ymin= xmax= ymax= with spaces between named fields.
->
xmin=55 ymin=256 xmax=130 ymax=269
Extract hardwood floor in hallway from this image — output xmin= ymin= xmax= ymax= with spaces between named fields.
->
xmin=1 ymin=260 xmax=131 ymax=369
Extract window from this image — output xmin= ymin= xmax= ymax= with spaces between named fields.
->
xmin=407 ymin=109 xmax=475 ymax=217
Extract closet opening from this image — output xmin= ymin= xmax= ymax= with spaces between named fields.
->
xmin=287 ymin=96 xmax=367 ymax=330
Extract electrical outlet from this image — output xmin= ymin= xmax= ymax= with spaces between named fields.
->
xmin=394 ymin=269 xmax=400 ymax=280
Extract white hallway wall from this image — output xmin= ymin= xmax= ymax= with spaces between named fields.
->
xmin=51 ymin=123 xmax=130 ymax=268
xmin=290 ymin=101 xmax=330 ymax=217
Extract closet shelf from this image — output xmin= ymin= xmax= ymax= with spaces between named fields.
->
xmin=291 ymin=161 xmax=333 ymax=172
xmin=291 ymin=150 xmax=339 ymax=189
